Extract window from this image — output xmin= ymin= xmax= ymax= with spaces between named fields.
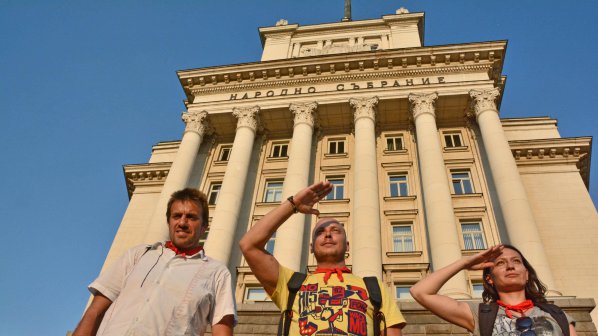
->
xmin=461 ymin=222 xmax=486 ymax=250
xmin=326 ymin=178 xmax=345 ymax=200
xmin=264 ymin=181 xmax=284 ymax=202
xmin=208 ymin=183 xmax=221 ymax=205
xmin=389 ymin=174 xmax=408 ymax=197
xmin=265 ymin=232 xmax=276 ymax=254
xmin=451 ymin=170 xmax=474 ymax=194
xmin=244 ymin=287 xmax=271 ymax=302
xmin=199 ymin=223 xmax=209 ymax=246
xmin=328 ymin=139 xmax=345 ymax=154
xmin=444 ymin=132 xmax=463 ymax=148
xmin=218 ymin=146 xmax=232 ymax=161
xmin=391 ymin=224 xmax=414 ymax=252
xmin=385 ymin=135 xmax=404 ymax=151
xmin=395 ymin=286 xmax=412 ymax=300
xmin=271 ymin=143 xmax=288 ymax=158
xmin=472 ymin=283 xmax=484 ymax=298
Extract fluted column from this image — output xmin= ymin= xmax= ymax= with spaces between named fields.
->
xmin=144 ymin=110 xmax=210 ymax=243
xmin=470 ymin=88 xmax=557 ymax=293
xmin=205 ymin=106 xmax=260 ymax=264
xmin=409 ymin=92 xmax=469 ymax=298
xmin=274 ymin=102 xmax=318 ymax=271
xmin=349 ymin=96 xmax=383 ymax=278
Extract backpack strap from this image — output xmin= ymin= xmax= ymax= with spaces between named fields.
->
xmin=277 ymin=272 xmax=307 ymax=336
xmin=364 ymin=276 xmax=385 ymax=336
xmin=478 ymin=302 xmax=499 ymax=336
xmin=536 ymin=303 xmax=570 ymax=336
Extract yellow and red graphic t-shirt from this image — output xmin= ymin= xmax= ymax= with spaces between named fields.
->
xmin=271 ymin=265 xmax=406 ymax=336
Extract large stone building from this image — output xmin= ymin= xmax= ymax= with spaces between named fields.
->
xmin=97 ymin=6 xmax=597 ymax=334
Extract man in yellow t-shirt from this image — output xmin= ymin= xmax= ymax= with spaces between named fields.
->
xmin=240 ymin=181 xmax=406 ymax=335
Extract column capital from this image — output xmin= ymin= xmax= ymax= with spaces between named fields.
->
xmin=469 ymin=88 xmax=500 ymax=117
xmin=232 ymin=106 xmax=260 ymax=131
xmin=409 ymin=92 xmax=438 ymax=120
xmin=289 ymin=102 xmax=318 ymax=127
xmin=181 ymin=110 xmax=211 ymax=135
xmin=349 ymin=96 xmax=379 ymax=122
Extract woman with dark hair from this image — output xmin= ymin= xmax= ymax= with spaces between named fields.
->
xmin=410 ymin=244 xmax=576 ymax=336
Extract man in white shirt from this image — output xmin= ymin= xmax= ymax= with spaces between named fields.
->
xmin=74 ymin=188 xmax=236 ymax=336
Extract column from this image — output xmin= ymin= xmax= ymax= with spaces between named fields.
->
xmin=144 ymin=110 xmax=210 ymax=243
xmin=273 ymin=102 xmax=318 ymax=271
xmin=349 ymin=96 xmax=383 ymax=278
xmin=470 ymin=88 xmax=558 ymax=293
xmin=204 ymin=106 xmax=260 ymax=264
xmin=409 ymin=92 xmax=469 ymax=298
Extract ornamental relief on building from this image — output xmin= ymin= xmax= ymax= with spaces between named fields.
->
xmin=232 ymin=106 xmax=261 ymax=131
xmin=469 ymin=88 xmax=500 ymax=116
xmin=408 ymin=92 xmax=438 ymax=119
xmin=289 ymin=102 xmax=318 ymax=127
xmin=182 ymin=110 xmax=211 ymax=135
xmin=350 ymin=96 xmax=379 ymax=121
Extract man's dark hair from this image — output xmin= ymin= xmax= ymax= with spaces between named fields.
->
xmin=166 ymin=188 xmax=209 ymax=228
xmin=482 ymin=244 xmax=547 ymax=304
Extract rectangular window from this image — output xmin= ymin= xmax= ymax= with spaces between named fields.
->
xmin=271 ymin=143 xmax=288 ymax=158
xmin=472 ymin=283 xmax=484 ymax=298
xmin=451 ymin=170 xmax=474 ymax=194
xmin=386 ymin=136 xmax=404 ymax=151
xmin=391 ymin=225 xmax=414 ymax=252
xmin=264 ymin=232 xmax=276 ymax=254
xmin=208 ymin=183 xmax=222 ymax=205
xmin=199 ymin=223 xmax=209 ymax=246
xmin=444 ymin=132 xmax=463 ymax=148
xmin=395 ymin=286 xmax=413 ymax=300
xmin=389 ymin=174 xmax=409 ymax=197
xmin=326 ymin=178 xmax=345 ymax=200
xmin=328 ymin=139 xmax=345 ymax=154
xmin=244 ymin=287 xmax=271 ymax=302
xmin=218 ymin=146 xmax=232 ymax=161
xmin=461 ymin=222 xmax=486 ymax=250
xmin=264 ymin=181 xmax=284 ymax=203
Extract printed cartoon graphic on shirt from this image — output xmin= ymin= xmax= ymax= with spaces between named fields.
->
xmin=494 ymin=315 xmax=557 ymax=336
xmin=296 ymin=281 xmax=371 ymax=336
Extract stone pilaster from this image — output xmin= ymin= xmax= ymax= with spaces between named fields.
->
xmin=273 ymin=102 xmax=318 ymax=271
xmin=470 ymin=88 xmax=558 ymax=293
xmin=205 ymin=106 xmax=260 ymax=264
xmin=144 ymin=110 xmax=210 ymax=244
xmin=349 ymin=96 xmax=383 ymax=278
xmin=409 ymin=92 xmax=469 ymax=298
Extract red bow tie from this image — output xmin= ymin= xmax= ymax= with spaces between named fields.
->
xmin=497 ymin=299 xmax=534 ymax=318
xmin=313 ymin=267 xmax=352 ymax=284
xmin=165 ymin=241 xmax=203 ymax=257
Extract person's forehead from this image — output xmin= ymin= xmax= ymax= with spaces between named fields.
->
xmin=496 ymin=248 xmax=521 ymax=259
xmin=313 ymin=218 xmax=344 ymax=232
xmin=170 ymin=200 xmax=201 ymax=213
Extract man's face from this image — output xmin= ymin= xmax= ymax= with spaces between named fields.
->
xmin=167 ymin=200 xmax=205 ymax=250
xmin=486 ymin=247 xmax=529 ymax=292
xmin=311 ymin=218 xmax=349 ymax=263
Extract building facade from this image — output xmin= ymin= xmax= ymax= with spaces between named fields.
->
xmin=99 ymin=8 xmax=598 ymax=326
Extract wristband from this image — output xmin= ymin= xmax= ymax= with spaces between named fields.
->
xmin=286 ymin=196 xmax=299 ymax=213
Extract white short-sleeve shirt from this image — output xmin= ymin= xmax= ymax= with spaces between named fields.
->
xmin=89 ymin=243 xmax=237 ymax=336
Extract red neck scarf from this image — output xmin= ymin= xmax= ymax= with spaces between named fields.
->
xmin=313 ymin=267 xmax=352 ymax=284
xmin=165 ymin=241 xmax=203 ymax=257
xmin=497 ymin=299 xmax=534 ymax=318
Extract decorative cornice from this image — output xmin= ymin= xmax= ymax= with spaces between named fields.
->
xmin=469 ymin=88 xmax=500 ymax=117
xmin=181 ymin=110 xmax=211 ymax=135
xmin=232 ymin=106 xmax=261 ymax=131
xmin=350 ymin=96 xmax=378 ymax=122
xmin=189 ymin=64 xmax=493 ymax=96
xmin=409 ymin=92 xmax=438 ymax=120
xmin=123 ymin=162 xmax=172 ymax=198
xmin=289 ymin=101 xmax=318 ymax=127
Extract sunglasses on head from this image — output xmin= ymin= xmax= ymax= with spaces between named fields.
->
xmin=516 ymin=316 xmax=536 ymax=336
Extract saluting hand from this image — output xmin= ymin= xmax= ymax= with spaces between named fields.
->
xmin=293 ymin=181 xmax=333 ymax=216
xmin=463 ymin=244 xmax=504 ymax=270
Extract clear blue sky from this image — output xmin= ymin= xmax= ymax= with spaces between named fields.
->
xmin=1 ymin=1 xmax=596 ymax=334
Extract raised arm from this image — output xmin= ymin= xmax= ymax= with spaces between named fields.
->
xmin=410 ymin=245 xmax=504 ymax=332
xmin=72 ymin=293 xmax=112 ymax=336
xmin=239 ymin=181 xmax=332 ymax=295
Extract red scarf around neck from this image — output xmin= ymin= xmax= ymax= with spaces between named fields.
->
xmin=497 ymin=299 xmax=534 ymax=318
xmin=165 ymin=241 xmax=203 ymax=257
xmin=313 ymin=267 xmax=352 ymax=284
